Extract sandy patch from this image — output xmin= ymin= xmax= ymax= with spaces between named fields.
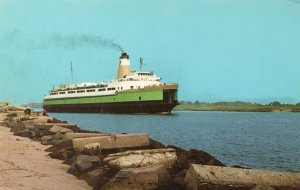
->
xmin=0 ymin=113 xmax=91 ymax=190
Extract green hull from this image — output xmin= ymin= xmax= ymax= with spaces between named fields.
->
xmin=43 ymin=89 xmax=178 ymax=114
xmin=44 ymin=90 xmax=164 ymax=105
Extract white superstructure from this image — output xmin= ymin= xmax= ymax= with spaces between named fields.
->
xmin=44 ymin=53 xmax=165 ymax=100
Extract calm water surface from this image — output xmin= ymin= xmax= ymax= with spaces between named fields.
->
xmin=50 ymin=111 xmax=300 ymax=172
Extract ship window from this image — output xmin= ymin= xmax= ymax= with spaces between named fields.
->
xmin=130 ymin=86 xmax=133 ymax=89
xmin=112 ymin=88 xmax=116 ymax=90
xmin=87 ymin=89 xmax=95 ymax=92
xmin=59 ymin=92 xmax=65 ymax=94
xmin=77 ymin=90 xmax=85 ymax=93
xmin=98 ymin=88 xmax=105 ymax=91
xmin=121 ymin=87 xmax=123 ymax=90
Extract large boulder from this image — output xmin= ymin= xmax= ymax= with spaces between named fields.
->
xmin=19 ymin=116 xmax=52 ymax=131
xmin=6 ymin=117 xmax=24 ymax=131
xmin=102 ymin=165 xmax=171 ymax=190
xmin=40 ymin=135 xmax=54 ymax=145
xmin=46 ymin=140 xmax=75 ymax=160
xmin=13 ymin=130 xmax=32 ymax=138
xmin=63 ymin=132 xmax=109 ymax=141
xmin=148 ymin=138 xmax=166 ymax=149
xmin=72 ymin=133 xmax=150 ymax=151
xmin=104 ymin=148 xmax=177 ymax=169
xmin=49 ymin=125 xmax=73 ymax=134
xmin=79 ymin=168 xmax=106 ymax=187
xmin=53 ymin=132 xmax=64 ymax=140
xmin=36 ymin=123 xmax=77 ymax=130
xmin=49 ymin=150 xmax=76 ymax=160
xmin=45 ymin=140 xmax=73 ymax=152
xmin=74 ymin=155 xmax=102 ymax=173
xmin=184 ymin=164 xmax=300 ymax=190
xmin=83 ymin=143 xmax=101 ymax=155
xmin=187 ymin=149 xmax=225 ymax=166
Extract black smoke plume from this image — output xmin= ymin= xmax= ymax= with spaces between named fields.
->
xmin=46 ymin=33 xmax=124 ymax=52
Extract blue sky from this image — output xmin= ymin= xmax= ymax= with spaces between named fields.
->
xmin=0 ymin=0 xmax=300 ymax=104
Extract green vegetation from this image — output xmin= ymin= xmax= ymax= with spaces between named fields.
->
xmin=174 ymin=101 xmax=300 ymax=112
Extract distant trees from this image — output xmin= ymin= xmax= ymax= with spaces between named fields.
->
xmin=268 ymin=101 xmax=281 ymax=106
xmin=180 ymin=100 xmax=300 ymax=107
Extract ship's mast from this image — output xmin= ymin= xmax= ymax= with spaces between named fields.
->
xmin=70 ymin=62 xmax=74 ymax=84
xmin=139 ymin=57 xmax=143 ymax=72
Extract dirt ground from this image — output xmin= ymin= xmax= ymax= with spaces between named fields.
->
xmin=0 ymin=113 xmax=91 ymax=190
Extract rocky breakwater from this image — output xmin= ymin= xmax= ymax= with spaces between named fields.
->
xmin=1 ymin=109 xmax=299 ymax=190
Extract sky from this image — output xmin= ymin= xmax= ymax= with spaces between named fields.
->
xmin=0 ymin=0 xmax=300 ymax=104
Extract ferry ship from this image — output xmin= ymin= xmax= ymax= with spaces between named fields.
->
xmin=43 ymin=53 xmax=179 ymax=114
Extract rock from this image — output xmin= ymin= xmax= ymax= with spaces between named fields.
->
xmin=174 ymin=153 xmax=189 ymax=171
xmin=53 ymin=132 xmax=64 ymax=140
xmin=9 ymin=119 xmax=25 ymax=132
xmin=40 ymin=135 xmax=54 ymax=145
xmin=47 ymin=117 xmax=67 ymax=123
xmin=187 ymin=149 xmax=225 ymax=166
xmin=36 ymin=123 xmax=79 ymax=131
xmin=174 ymin=169 xmax=188 ymax=187
xmin=67 ymin=165 xmax=81 ymax=176
xmin=22 ymin=116 xmax=51 ymax=129
xmin=30 ymin=130 xmax=37 ymax=138
xmin=49 ymin=125 xmax=73 ymax=134
xmin=64 ymin=154 xmax=81 ymax=165
xmin=94 ymin=177 xmax=110 ymax=190
xmin=102 ymin=165 xmax=171 ymax=190
xmin=63 ymin=132 xmax=109 ymax=141
xmin=24 ymin=125 xmax=36 ymax=130
xmin=45 ymin=140 xmax=73 ymax=152
xmin=13 ymin=130 xmax=32 ymax=138
xmin=21 ymin=120 xmax=37 ymax=130
xmin=149 ymin=138 xmax=166 ymax=149
xmin=104 ymin=148 xmax=177 ymax=169
xmin=74 ymin=155 xmax=102 ymax=173
xmin=83 ymin=143 xmax=101 ymax=155
xmin=50 ymin=139 xmax=63 ymax=145
xmin=37 ymin=129 xmax=53 ymax=138
xmin=79 ymin=168 xmax=105 ymax=187
xmin=6 ymin=119 xmax=18 ymax=128
xmin=184 ymin=164 xmax=300 ymax=190
xmin=49 ymin=150 xmax=76 ymax=160
xmin=72 ymin=133 xmax=150 ymax=151
xmin=7 ymin=112 xmax=18 ymax=117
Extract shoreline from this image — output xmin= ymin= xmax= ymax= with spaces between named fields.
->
xmin=174 ymin=107 xmax=300 ymax=112
xmin=0 ymin=109 xmax=299 ymax=189
xmin=0 ymin=113 xmax=91 ymax=190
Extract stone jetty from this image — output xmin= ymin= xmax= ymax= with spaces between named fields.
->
xmin=0 ymin=106 xmax=299 ymax=190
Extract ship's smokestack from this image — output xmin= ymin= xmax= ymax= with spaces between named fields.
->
xmin=117 ymin=53 xmax=131 ymax=79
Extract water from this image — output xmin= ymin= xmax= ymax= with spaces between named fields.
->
xmin=50 ymin=111 xmax=300 ymax=172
